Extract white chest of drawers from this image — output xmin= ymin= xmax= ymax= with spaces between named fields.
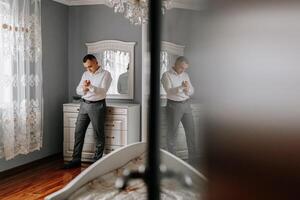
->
xmin=63 ymin=103 xmax=140 ymax=162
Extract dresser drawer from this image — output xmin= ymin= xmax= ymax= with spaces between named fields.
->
xmin=64 ymin=106 xmax=127 ymax=115
xmin=106 ymin=107 xmax=127 ymax=115
xmin=105 ymin=130 xmax=127 ymax=145
xmin=105 ymin=115 xmax=127 ymax=130
xmin=64 ymin=117 xmax=79 ymax=128
xmin=65 ymin=118 xmax=126 ymax=131
xmin=64 ymin=113 xmax=127 ymax=130
xmin=67 ymin=128 xmax=95 ymax=143
xmin=64 ymin=113 xmax=94 ymax=129
xmin=64 ymin=112 xmax=79 ymax=119
xmin=66 ymin=128 xmax=127 ymax=145
xmin=63 ymin=105 xmax=80 ymax=113
xmin=104 ymin=145 xmax=122 ymax=154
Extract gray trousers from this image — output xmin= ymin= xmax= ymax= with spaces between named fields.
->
xmin=166 ymin=99 xmax=196 ymax=160
xmin=72 ymin=100 xmax=106 ymax=161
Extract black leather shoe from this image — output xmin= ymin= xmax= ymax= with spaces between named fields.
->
xmin=63 ymin=160 xmax=81 ymax=169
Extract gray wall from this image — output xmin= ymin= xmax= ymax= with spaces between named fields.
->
xmin=68 ymin=5 xmax=142 ymax=104
xmin=0 ymin=0 xmax=69 ymax=172
xmin=193 ymin=2 xmax=300 ymax=117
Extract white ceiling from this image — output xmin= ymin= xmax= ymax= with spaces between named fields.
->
xmin=52 ymin=0 xmax=204 ymax=11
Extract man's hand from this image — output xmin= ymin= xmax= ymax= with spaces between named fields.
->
xmin=182 ymin=80 xmax=189 ymax=93
xmin=84 ymin=80 xmax=91 ymax=86
xmin=82 ymin=80 xmax=91 ymax=92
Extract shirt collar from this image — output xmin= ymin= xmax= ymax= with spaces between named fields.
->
xmin=170 ymin=67 xmax=180 ymax=76
xmin=89 ymin=66 xmax=102 ymax=75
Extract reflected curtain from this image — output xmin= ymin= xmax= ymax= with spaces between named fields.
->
xmin=0 ymin=0 xmax=42 ymax=160
xmin=160 ymin=50 xmax=176 ymax=96
xmin=101 ymin=50 xmax=129 ymax=95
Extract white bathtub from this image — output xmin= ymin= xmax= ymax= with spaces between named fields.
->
xmin=45 ymin=142 xmax=206 ymax=200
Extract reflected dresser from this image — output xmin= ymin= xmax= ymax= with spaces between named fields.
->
xmin=160 ymin=103 xmax=203 ymax=160
xmin=63 ymin=103 xmax=140 ymax=162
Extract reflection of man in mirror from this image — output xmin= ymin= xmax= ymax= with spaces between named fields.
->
xmin=63 ymin=54 xmax=112 ymax=169
xmin=161 ymin=56 xmax=196 ymax=163
xmin=117 ymin=64 xmax=129 ymax=94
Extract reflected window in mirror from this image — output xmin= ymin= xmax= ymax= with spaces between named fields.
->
xmin=101 ymin=50 xmax=129 ymax=95
xmin=86 ymin=40 xmax=136 ymax=100
xmin=160 ymin=50 xmax=169 ymax=97
xmin=160 ymin=41 xmax=185 ymax=98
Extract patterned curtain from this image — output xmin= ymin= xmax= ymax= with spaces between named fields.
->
xmin=160 ymin=50 xmax=176 ymax=96
xmin=0 ymin=0 xmax=43 ymax=160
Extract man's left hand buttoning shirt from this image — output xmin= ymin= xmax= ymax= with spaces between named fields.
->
xmin=161 ymin=68 xmax=194 ymax=101
xmin=76 ymin=67 xmax=112 ymax=101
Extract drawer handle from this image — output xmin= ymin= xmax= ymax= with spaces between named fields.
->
xmin=105 ymin=124 xmax=115 ymax=127
xmin=77 ymin=108 xmax=79 ymax=111
xmin=106 ymin=136 xmax=115 ymax=139
xmin=105 ymin=148 xmax=114 ymax=151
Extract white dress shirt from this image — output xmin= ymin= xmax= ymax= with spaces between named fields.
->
xmin=161 ymin=68 xmax=194 ymax=101
xmin=76 ymin=67 xmax=112 ymax=101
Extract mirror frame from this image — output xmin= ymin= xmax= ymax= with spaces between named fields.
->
xmin=86 ymin=40 xmax=136 ymax=100
xmin=161 ymin=41 xmax=185 ymax=56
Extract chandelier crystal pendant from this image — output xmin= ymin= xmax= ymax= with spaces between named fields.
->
xmin=107 ymin=0 xmax=172 ymax=25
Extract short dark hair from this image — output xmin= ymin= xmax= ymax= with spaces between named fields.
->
xmin=83 ymin=54 xmax=97 ymax=63
xmin=175 ymin=56 xmax=189 ymax=66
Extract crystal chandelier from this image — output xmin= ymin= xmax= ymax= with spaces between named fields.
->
xmin=107 ymin=0 xmax=172 ymax=25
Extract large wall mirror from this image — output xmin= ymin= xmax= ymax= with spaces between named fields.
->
xmin=86 ymin=40 xmax=136 ymax=100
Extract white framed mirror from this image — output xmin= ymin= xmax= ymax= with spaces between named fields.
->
xmin=86 ymin=40 xmax=136 ymax=100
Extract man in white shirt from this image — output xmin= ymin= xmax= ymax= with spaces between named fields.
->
xmin=64 ymin=54 xmax=112 ymax=169
xmin=161 ymin=56 xmax=196 ymax=163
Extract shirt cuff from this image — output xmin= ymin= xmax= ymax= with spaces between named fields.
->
xmin=88 ymin=85 xmax=95 ymax=93
xmin=77 ymin=87 xmax=84 ymax=95
xmin=178 ymin=86 xmax=184 ymax=93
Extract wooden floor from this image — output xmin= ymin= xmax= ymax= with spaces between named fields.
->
xmin=0 ymin=158 xmax=91 ymax=200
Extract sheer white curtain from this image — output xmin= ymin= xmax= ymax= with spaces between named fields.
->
xmin=0 ymin=0 xmax=42 ymax=160
xmin=160 ymin=50 xmax=177 ymax=97
xmin=101 ymin=50 xmax=129 ymax=95
xmin=160 ymin=50 xmax=169 ymax=96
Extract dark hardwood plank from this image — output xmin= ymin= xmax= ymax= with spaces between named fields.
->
xmin=0 ymin=157 xmax=91 ymax=200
